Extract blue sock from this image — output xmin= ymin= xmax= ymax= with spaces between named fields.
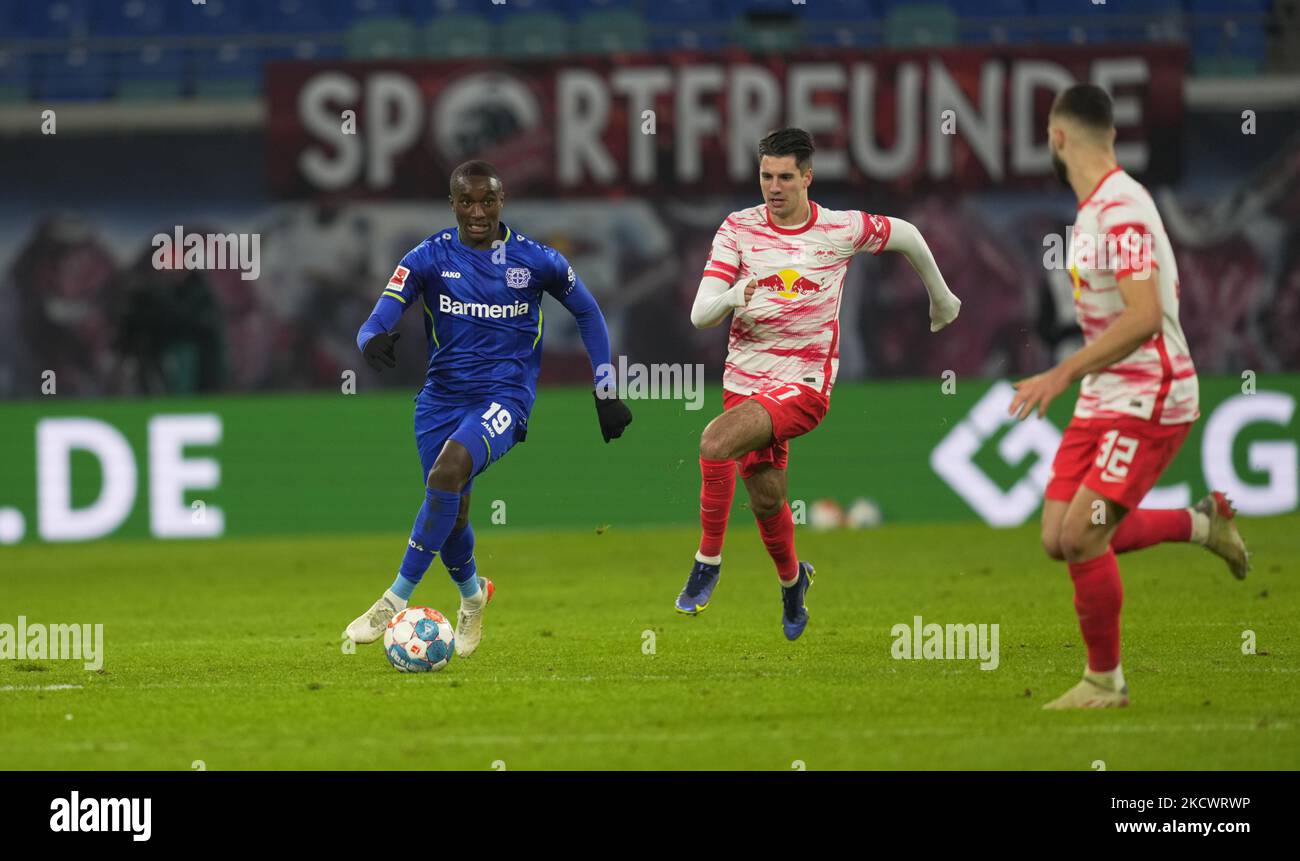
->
xmin=389 ymin=571 xmax=417 ymax=602
xmin=442 ymin=521 xmax=481 ymax=599
xmin=396 ymin=487 xmax=462 ymax=596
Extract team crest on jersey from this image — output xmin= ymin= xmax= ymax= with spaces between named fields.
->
xmin=505 ymin=267 xmax=532 ymax=290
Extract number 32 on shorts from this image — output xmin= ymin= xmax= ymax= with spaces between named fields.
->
xmin=1095 ymin=430 xmax=1138 ymax=483
xmin=480 ymin=402 xmax=513 ymax=438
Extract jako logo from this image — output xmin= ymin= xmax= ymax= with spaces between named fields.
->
xmin=440 ymin=270 xmax=462 ymax=279
xmin=50 ymin=791 xmax=151 ymax=842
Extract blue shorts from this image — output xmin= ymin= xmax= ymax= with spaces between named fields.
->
xmin=414 ymin=393 xmax=530 ymax=491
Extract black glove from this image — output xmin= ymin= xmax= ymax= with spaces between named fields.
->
xmin=593 ymin=390 xmax=633 ymax=443
xmin=363 ymin=331 xmax=401 ymax=371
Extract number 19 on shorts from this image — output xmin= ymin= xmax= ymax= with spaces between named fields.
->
xmin=480 ymin=402 xmax=513 ymax=438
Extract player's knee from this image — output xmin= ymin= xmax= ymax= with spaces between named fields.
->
xmin=1041 ymin=532 xmax=1065 ymax=561
xmin=1058 ymin=525 xmax=1098 ymax=563
xmin=699 ymin=425 xmax=733 ymax=462
xmin=427 ymin=450 xmax=472 ymax=493
xmin=750 ymin=490 xmax=784 ymax=520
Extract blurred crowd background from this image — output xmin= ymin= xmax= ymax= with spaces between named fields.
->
xmin=1 ymin=0 xmax=1298 ymax=399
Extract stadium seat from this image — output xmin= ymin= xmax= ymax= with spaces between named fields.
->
xmin=162 ymin=0 xmax=247 ymax=35
xmin=17 ymin=0 xmax=92 ymax=39
xmin=423 ymin=14 xmax=495 ymax=58
xmin=249 ymin=0 xmax=336 ymax=33
xmin=1189 ymin=0 xmax=1271 ymax=75
xmin=1033 ymin=0 xmax=1109 ymax=44
xmin=647 ymin=0 xmax=726 ymax=49
xmin=0 ymin=49 xmax=31 ymax=102
xmin=733 ymin=16 xmax=806 ymax=53
xmin=93 ymin=0 xmax=169 ymax=37
xmin=499 ymin=12 xmax=570 ymax=57
xmin=336 ymin=0 xmax=405 ymax=25
xmin=950 ymin=0 xmax=1030 ymax=45
xmin=800 ymin=0 xmax=883 ymax=48
xmin=115 ymin=43 xmax=186 ymax=100
xmin=883 ymin=3 xmax=959 ymax=47
xmin=38 ymin=47 xmax=113 ymax=101
xmin=193 ymin=42 xmax=260 ymax=99
xmin=344 ymin=16 xmax=419 ymax=58
xmin=574 ymin=9 xmax=649 ymax=54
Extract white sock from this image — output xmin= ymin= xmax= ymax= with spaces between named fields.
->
xmin=695 ymin=551 xmax=722 ymax=566
xmin=1085 ymin=664 xmax=1126 ymax=692
xmin=1189 ymin=507 xmax=1210 ymax=544
xmin=382 ymin=589 xmax=407 ymax=611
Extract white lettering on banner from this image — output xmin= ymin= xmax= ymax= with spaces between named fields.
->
xmin=289 ymin=56 xmax=1160 ymax=192
xmin=932 ymin=385 xmax=1298 ymax=526
xmin=34 ymin=415 xmax=225 ymax=542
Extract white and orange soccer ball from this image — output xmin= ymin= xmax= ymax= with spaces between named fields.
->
xmin=384 ymin=606 xmax=455 ymax=673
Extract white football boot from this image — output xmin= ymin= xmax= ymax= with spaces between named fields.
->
xmin=1194 ymin=491 xmax=1250 ymax=580
xmin=344 ymin=592 xmax=403 ymax=645
xmin=454 ymin=577 xmax=495 ymax=658
xmin=1043 ymin=671 xmax=1130 ymax=710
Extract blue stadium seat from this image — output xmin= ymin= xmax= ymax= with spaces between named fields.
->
xmin=250 ymin=0 xmax=337 ymax=33
xmin=17 ymin=0 xmax=93 ymax=39
xmin=799 ymin=0 xmax=881 ymax=47
xmin=163 ymin=0 xmax=248 ymax=35
xmin=1188 ymin=0 xmax=1270 ymax=74
xmin=115 ymin=43 xmax=186 ymax=100
xmin=1033 ymin=0 xmax=1109 ymax=44
xmin=38 ymin=47 xmax=113 ymax=101
xmin=193 ymin=42 xmax=260 ymax=99
xmin=336 ymin=0 xmax=405 ymax=25
xmin=951 ymin=0 xmax=1030 ymax=45
xmin=93 ymin=0 xmax=169 ymax=37
xmin=0 ymin=48 xmax=32 ymax=102
xmin=647 ymin=0 xmax=726 ymax=49
xmin=560 ymin=0 xmax=626 ymax=17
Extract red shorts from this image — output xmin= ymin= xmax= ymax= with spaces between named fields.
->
xmin=1045 ymin=415 xmax=1192 ymax=510
xmin=722 ymin=383 xmax=830 ymax=478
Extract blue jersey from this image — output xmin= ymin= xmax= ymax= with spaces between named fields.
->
xmin=358 ymin=223 xmax=612 ymax=410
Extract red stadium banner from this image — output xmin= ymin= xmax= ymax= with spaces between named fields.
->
xmin=264 ymin=44 xmax=1187 ymax=199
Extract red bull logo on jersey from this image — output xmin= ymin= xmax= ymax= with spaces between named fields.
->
xmin=755 ymin=269 xmax=822 ymax=300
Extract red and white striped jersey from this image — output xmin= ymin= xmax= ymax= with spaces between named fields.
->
xmin=1069 ymin=168 xmax=1199 ymax=425
xmin=702 ymin=201 xmax=890 ymax=396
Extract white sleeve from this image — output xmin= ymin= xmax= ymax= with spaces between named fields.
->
xmin=690 ymin=275 xmax=748 ymax=329
xmin=882 ymin=216 xmax=962 ymax=332
xmin=883 ymin=218 xmax=949 ymax=301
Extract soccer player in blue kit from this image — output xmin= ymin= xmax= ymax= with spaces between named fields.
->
xmin=344 ymin=160 xmax=633 ymax=657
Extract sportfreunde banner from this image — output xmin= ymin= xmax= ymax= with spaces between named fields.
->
xmin=0 ymin=376 xmax=1293 ymax=545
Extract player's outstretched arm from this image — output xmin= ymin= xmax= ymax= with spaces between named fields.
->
xmin=689 ymin=274 xmax=750 ymax=329
xmin=881 ymin=217 xmax=962 ymax=333
xmin=1008 ymin=274 xmax=1162 ymax=420
xmin=358 ymin=256 xmax=423 ymax=372
xmin=548 ymin=262 xmax=633 ymax=443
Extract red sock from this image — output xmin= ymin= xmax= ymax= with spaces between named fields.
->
xmin=1111 ymin=508 xmax=1192 ymax=554
xmin=1067 ymin=548 xmax=1123 ymax=672
xmin=698 ymin=457 xmax=737 ymax=558
xmin=757 ymin=504 xmax=799 ymax=583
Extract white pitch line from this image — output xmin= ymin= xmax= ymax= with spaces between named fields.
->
xmin=0 ymin=684 xmax=84 ymax=691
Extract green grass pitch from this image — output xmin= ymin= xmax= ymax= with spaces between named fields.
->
xmin=2 ymin=517 xmax=1297 ymax=770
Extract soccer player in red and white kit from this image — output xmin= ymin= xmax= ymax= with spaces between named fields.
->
xmin=676 ymin=128 xmax=963 ymax=640
xmin=1010 ymin=85 xmax=1250 ymax=709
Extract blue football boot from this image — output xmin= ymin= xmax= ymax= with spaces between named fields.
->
xmin=781 ymin=561 xmax=815 ymax=641
xmin=675 ymin=560 xmax=721 ymax=616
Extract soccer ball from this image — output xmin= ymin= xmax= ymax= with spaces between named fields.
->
xmin=845 ymin=497 xmax=884 ymax=529
xmin=384 ymin=606 xmax=455 ymax=673
xmin=809 ymin=498 xmax=846 ymax=531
